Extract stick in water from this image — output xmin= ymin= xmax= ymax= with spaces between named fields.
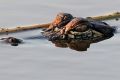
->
xmin=0 ymin=12 xmax=120 ymax=34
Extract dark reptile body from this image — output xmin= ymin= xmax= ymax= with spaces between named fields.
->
xmin=42 ymin=13 xmax=116 ymax=42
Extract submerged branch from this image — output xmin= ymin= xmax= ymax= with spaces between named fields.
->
xmin=0 ymin=12 xmax=120 ymax=34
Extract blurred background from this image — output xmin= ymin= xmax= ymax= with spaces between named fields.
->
xmin=0 ymin=0 xmax=120 ymax=27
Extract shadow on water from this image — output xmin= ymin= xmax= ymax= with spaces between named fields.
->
xmin=24 ymin=35 xmax=47 ymax=40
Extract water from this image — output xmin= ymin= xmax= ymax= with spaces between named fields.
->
xmin=0 ymin=0 xmax=120 ymax=80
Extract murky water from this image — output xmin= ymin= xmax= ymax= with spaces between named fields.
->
xmin=0 ymin=0 xmax=120 ymax=80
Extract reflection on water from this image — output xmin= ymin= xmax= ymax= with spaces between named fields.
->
xmin=51 ymin=37 xmax=109 ymax=51
xmin=52 ymin=40 xmax=91 ymax=51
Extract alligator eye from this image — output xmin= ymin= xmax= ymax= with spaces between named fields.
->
xmin=75 ymin=24 xmax=88 ymax=32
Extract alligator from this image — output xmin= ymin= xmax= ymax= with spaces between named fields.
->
xmin=42 ymin=13 xmax=116 ymax=42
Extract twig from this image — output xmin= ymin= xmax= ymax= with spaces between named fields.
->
xmin=91 ymin=12 xmax=120 ymax=21
xmin=0 ymin=23 xmax=50 ymax=34
xmin=0 ymin=12 xmax=120 ymax=34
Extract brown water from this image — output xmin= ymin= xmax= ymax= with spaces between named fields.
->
xmin=0 ymin=0 xmax=120 ymax=80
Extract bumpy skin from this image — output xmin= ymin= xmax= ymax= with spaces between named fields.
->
xmin=42 ymin=13 xmax=116 ymax=41
xmin=62 ymin=17 xmax=89 ymax=34
xmin=63 ymin=17 xmax=115 ymax=36
xmin=46 ymin=13 xmax=73 ymax=31
xmin=89 ymin=20 xmax=115 ymax=37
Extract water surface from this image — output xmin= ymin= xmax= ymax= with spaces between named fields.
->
xmin=0 ymin=0 xmax=120 ymax=80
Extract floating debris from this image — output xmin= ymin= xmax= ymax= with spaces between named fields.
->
xmin=0 ymin=37 xmax=23 ymax=46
